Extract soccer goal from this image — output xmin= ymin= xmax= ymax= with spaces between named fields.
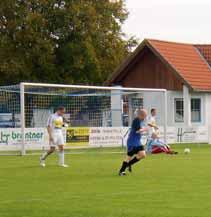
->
xmin=0 ymin=83 xmax=167 ymax=155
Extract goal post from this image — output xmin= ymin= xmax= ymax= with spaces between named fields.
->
xmin=20 ymin=83 xmax=26 ymax=156
xmin=0 ymin=82 xmax=168 ymax=155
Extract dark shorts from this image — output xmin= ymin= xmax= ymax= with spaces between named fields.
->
xmin=127 ymin=146 xmax=145 ymax=157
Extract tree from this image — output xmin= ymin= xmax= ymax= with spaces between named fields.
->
xmin=0 ymin=0 xmax=137 ymax=85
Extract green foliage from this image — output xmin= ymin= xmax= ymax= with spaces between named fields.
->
xmin=0 ymin=0 xmax=137 ymax=85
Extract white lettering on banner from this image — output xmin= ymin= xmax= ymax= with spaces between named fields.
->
xmin=0 ymin=128 xmax=47 ymax=150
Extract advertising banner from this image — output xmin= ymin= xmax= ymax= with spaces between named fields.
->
xmin=0 ymin=128 xmax=47 ymax=150
xmin=159 ymin=126 xmax=208 ymax=143
xmin=0 ymin=125 xmax=209 ymax=151
xmin=89 ymin=127 xmax=129 ymax=147
xmin=176 ymin=127 xmax=208 ymax=143
xmin=66 ymin=127 xmax=89 ymax=147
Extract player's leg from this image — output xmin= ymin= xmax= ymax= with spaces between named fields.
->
xmin=40 ymin=146 xmax=56 ymax=167
xmin=152 ymin=145 xmax=178 ymax=155
xmin=128 ymin=148 xmax=146 ymax=168
xmin=119 ymin=156 xmax=131 ymax=176
xmin=165 ymin=146 xmax=178 ymax=155
xmin=128 ymin=159 xmax=132 ymax=173
xmin=119 ymin=153 xmax=133 ymax=176
xmin=58 ymin=145 xmax=68 ymax=167
xmin=56 ymin=132 xmax=68 ymax=167
xmin=151 ymin=145 xmax=165 ymax=154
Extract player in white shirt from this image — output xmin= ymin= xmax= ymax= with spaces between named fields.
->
xmin=40 ymin=106 xmax=68 ymax=167
xmin=147 ymin=108 xmax=159 ymax=138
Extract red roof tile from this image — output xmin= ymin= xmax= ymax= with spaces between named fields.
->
xmin=195 ymin=45 xmax=211 ymax=67
xmin=148 ymin=39 xmax=211 ymax=91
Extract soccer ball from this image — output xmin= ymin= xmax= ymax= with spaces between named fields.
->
xmin=184 ymin=148 xmax=191 ymax=154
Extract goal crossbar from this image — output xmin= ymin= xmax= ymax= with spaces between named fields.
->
xmin=21 ymin=82 xmax=167 ymax=93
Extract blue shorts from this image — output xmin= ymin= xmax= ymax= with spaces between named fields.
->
xmin=127 ymin=146 xmax=145 ymax=157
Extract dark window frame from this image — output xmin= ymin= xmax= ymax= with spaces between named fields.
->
xmin=174 ymin=98 xmax=184 ymax=123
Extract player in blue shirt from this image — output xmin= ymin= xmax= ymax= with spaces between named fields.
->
xmin=119 ymin=109 xmax=148 ymax=176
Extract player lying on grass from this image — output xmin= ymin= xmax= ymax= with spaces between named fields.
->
xmin=119 ymin=109 xmax=148 ymax=176
xmin=147 ymin=108 xmax=178 ymax=155
xmin=146 ymin=133 xmax=178 ymax=155
xmin=40 ymin=106 xmax=68 ymax=168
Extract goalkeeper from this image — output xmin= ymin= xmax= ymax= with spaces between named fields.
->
xmin=146 ymin=133 xmax=178 ymax=155
xmin=147 ymin=108 xmax=177 ymax=154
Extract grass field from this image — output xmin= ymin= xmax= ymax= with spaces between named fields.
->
xmin=0 ymin=144 xmax=211 ymax=217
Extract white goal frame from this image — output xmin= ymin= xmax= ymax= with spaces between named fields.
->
xmin=19 ymin=82 xmax=168 ymax=155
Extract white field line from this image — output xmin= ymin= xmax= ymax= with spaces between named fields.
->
xmin=27 ymin=151 xmax=126 ymax=156
xmin=0 ymin=151 xmax=126 ymax=156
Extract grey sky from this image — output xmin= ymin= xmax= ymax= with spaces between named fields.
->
xmin=123 ymin=0 xmax=211 ymax=44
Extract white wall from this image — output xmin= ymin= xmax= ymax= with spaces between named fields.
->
xmin=205 ymin=94 xmax=211 ymax=143
xmin=142 ymin=90 xmax=210 ymax=143
xmin=167 ymin=90 xmax=207 ymax=127
xmin=111 ymin=89 xmax=122 ymax=126
xmin=127 ymin=92 xmax=165 ymax=126
xmin=205 ymin=94 xmax=211 ymax=126
xmin=142 ymin=91 xmax=165 ymax=125
xmin=125 ymin=88 xmax=210 ymax=134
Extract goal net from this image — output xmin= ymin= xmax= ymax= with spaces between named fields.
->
xmin=0 ymin=83 xmax=167 ymax=155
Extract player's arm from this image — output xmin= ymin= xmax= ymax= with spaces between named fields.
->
xmin=138 ymin=127 xmax=148 ymax=133
xmin=47 ymin=125 xmax=53 ymax=141
xmin=148 ymin=123 xmax=159 ymax=130
xmin=138 ymin=121 xmax=149 ymax=133
xmin=62 ymin=116 xmax=70 ymax=127
xmin=132 ymin=119 xmax=148 ymax=134
xmin=147 ymin=117 xmax=159 ymax=130
xmin=47 ymin=116 xmax=53 ymax=141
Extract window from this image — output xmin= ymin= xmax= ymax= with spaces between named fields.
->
xmin=132 ymin=98 xmax=144 ymax=109
xmin=121 ymin=97 xmax=143 ymax=127
xmin=174 ymin=98 xmax=202 ymax=123
xmin=175 ymin=98 xmax=184 ymax=122
xmin=191 ymin=98 xmax=201 ymax=122
xmin=132 ymin=98 xmax=144 ymax=118
xmin=132 ymin=98 xmax=143 ymax=117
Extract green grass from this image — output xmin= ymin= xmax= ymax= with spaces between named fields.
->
xmin=0 ymin=144 xmax=211 ymax=217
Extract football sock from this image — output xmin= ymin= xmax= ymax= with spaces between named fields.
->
xmin=128 ymin=157 xmax=140 ymax=166
xmin=41 ymin=152 xmax=51 ymax=160
xmin=58 ymin=150 xmax=65 ymax=165
xmin=119 ymin=161 xmax=128 ymax=173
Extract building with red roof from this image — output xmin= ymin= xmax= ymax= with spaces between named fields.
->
xmin=107 ymin=39 xmax=211 ymax=142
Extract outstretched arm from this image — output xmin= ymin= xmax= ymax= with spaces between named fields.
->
xmin=148 ymin=123 xmax=159 ymax=130
xmin=137 ymin=127 xmax=148 ymax=133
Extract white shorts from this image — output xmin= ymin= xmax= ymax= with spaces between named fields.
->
xmin=50 ymin=131 xmax=65 ymax=147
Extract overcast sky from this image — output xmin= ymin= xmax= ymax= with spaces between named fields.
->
xmin=123 ymin=0 xmax=211 ymax=44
